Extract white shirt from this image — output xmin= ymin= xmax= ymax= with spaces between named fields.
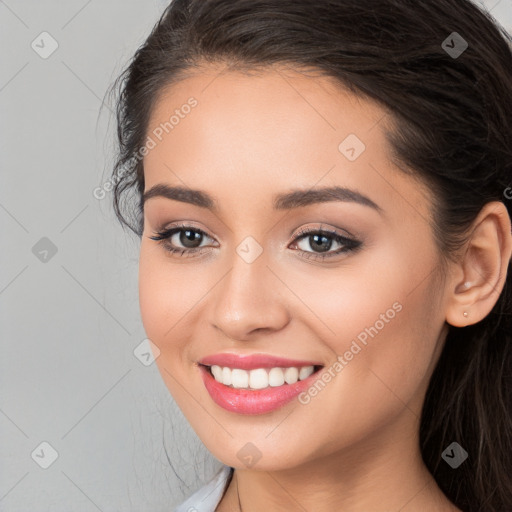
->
xmin=174 ymin=465 xmax=234 ymax=512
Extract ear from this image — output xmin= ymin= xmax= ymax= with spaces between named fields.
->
xmin=445 ymin=201 xmax=512 ymax=328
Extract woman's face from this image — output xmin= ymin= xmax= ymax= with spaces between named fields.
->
xmin=139 ymin=64 xmax=451 ymax=471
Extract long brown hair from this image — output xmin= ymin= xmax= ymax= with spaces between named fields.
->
xmin=108 ymin=1 xmax=512 ymax=509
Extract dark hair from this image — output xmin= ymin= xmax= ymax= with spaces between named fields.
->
xmin=109 ymin=1 xmax=512 ymax=510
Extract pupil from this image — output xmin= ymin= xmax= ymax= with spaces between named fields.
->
xmin=310 ymin=234 xmax=331 ymax=253
xmin=180 ymin=230 xmax=202 ymax=248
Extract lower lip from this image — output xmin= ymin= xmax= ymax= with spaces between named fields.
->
xmin=199 ymin=365 xmax=322 ymax=415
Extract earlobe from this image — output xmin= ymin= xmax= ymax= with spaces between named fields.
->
xmin=445 ymin=201 xmax=512 ymax=328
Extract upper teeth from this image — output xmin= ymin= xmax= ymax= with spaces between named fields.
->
xmin=210 ymin=365 xmax=315 ymax=389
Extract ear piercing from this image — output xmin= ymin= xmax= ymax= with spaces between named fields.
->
xmin=462 ymin=282 xmax=471 ymax=318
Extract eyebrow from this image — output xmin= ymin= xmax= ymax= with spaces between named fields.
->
xmin=142 ymin=184 xmax=382 ymax=213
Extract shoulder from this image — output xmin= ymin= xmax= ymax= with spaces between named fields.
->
xmin=174 ymin=465 xmax=234 ymax=512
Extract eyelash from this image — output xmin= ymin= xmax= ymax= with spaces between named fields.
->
xmin=148 ymin=223 xmax=362 ymax=261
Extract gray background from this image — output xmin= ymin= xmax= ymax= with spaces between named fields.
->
xmin=1 ymin=1 xmax=511 ymax=510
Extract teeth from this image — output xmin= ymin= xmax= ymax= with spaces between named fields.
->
xmin=209 ymin=365 xmax=317 ymax=390
xmin=284 ymin=367 xmax=299 ymax=384
xmin=268 ymin=367 xmax=285 ymax=387
xmin=231 ymin=369 xmax=249 ymax=389
xmin=222 ymin=366 xmax=232 ymax=386
xmin=211 ymin=365 xmax=223 ymax=382
xmin=299 ymin=366 xmax=314 ymax=380
xmin=249 ymin=368 xmax=268 ymax=389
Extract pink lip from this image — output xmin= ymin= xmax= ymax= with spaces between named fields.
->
xmin=198 ymin=359 xmax=324 ymax=415
xmin=198 ymin=353 xmax=322 ymax=370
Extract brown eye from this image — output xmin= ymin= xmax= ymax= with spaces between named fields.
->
xmin=177 ymin=229 xmax=204 ymax=248
xmin=291 ymin=227 xmax=362 ymax=260
xmin=149 ymin=224 xmax=216 ymax=257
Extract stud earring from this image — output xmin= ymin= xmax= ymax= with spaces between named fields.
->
xmin=463 ymin=281 xmax=471 ymax=289
xmin=463 ymin=311 xmax=468 ymax=317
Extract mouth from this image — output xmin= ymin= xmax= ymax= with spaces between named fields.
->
xmin=200 ymin=363 xmax=324 ymax=390
xmin=198 ymin=363 xmax=325 ymax=415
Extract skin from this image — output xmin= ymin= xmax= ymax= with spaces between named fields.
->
xmin=138 ymin=63 xmax=512 ymax=511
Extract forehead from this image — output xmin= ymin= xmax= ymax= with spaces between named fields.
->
xmin=143 ymin=64 xmax=434 ymax=224
xmin=145 ymin=65 xmax=387 ymax=178
xmin=147 ymin=64 xmax=389 ymax=147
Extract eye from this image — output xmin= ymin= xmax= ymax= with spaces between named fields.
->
xmin=148 ymin=223 xmax=362 ymax=261
xmin=290 ymin=226 xmax=362 ymax=260
xmin=148 ymin=223 xmax=216 ymax=257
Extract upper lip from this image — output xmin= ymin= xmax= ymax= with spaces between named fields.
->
xmin=198 ymin=353 xmax=324 ymax=370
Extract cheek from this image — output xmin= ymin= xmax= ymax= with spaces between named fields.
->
xmin=138 ymin=246 xmax=204 ymax=413
xmin=138 ymin=242 xmax=200 ymax=336
xmin=328 ymin=289 xmax=441 ymax=451
xmin=281 ymin=242 xmax=418 ymax=348
xmin=138 ymin=249 xmax=168 ymax=341
xmin=138 ymin=245 xmax=197 ymax=355
xmin=291 ymin=242 xmax=442 ymax=412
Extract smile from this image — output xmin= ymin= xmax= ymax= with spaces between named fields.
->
xmin=197 ymin=353 xmax=324 ymax=414
xmin=208 ymin=364 xmax=318 ymax=389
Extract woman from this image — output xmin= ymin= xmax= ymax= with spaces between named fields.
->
xmin=109 ymin=0 xmax=512 ymax=510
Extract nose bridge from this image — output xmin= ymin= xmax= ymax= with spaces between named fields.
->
xmin=211 ymin=239 xmax=289 ymax=338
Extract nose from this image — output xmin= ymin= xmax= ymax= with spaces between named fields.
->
xmin=211 ymin=248 xmax=290 ymax=341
